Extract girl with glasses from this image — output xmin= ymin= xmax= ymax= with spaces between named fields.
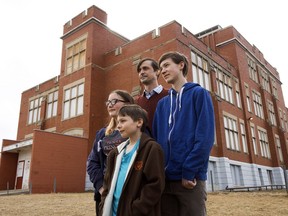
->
xmin=87 ymin=89 xmax=134 ymax=216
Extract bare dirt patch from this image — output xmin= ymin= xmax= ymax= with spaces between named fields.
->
xmin=0 ymin=190 xmax=287 ymax=216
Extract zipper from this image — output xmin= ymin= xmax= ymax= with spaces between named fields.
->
xmin=166 ymin=93 xmax=178 ymax=169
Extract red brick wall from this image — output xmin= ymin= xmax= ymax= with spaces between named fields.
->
xmin=63 ymin=5 xmax=108 ymax=34
xmin=17 ymin=77 xmax=59 ymax=141
xmin=29 ymin=130 xmax=88 ymax=193
xmin=0 ymin=152 xmax=18 ymax=190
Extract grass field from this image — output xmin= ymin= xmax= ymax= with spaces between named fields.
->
xmin=0 ymin=190 xmax=287 ymax=216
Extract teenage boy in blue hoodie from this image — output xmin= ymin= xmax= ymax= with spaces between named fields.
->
xmin=153 ymin=51 xmax=215 ymax=216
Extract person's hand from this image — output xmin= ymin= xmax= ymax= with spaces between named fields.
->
xmin=99 ymin=187 xmax=104 ymax=195
xmin=182 ymin=178 xmax=197 ymax=189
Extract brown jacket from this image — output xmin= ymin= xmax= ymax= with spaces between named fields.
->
xmin=99 ymin=133 xmax=165 ymax=216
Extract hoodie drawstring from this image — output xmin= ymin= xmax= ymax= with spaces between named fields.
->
xmin=168 ymin=93 xmax=173 ymax=126
xmin=168 ymin=86 xmax=185 ymax=127
xmin=178 ymin=86 xmax=184 ymax=110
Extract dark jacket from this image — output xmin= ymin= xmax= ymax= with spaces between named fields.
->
xmin=87 ymin=128 xmax=127 ymax=201
xmin=87 ymin=127 xmax=106 ymax=199
xmin=99 ymin=133 xmax=165 ymax=216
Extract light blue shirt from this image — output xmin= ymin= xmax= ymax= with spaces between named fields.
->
xmin=112 ymin=139 xmax=140 ymax=216
xmin=144 ymin=85 xmax=163 ymax=99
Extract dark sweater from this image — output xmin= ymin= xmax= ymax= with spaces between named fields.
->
xmin=136 ymin=89 xmax=168 ymax=131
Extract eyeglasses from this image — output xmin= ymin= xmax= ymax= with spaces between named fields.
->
xmin=105 ymin=99 xmax=126 ymax=107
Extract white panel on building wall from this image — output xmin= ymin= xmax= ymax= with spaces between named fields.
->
xmin=16 ymin=161 xmax=24 ymax=177
xmin=16 ymin=147 xmax=32 ymax=189
xmin=207 ymin=161 xmax=217 ymax=191
xmin=207 ymin=156 xmax=286 ymax=191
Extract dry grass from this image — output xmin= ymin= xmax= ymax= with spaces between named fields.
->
xmin=0 ymin=190 xmax=287 ymax=216
xmin=207 ymin=190 xmax=288 ymax=216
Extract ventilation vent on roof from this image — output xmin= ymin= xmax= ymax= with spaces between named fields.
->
xmin=152 ymin=28 xmax=160 ymax=39
xmin=195 ymin=25 xmax=222 ymax=38
xmin=115 ymin=47 xmax=122 ymax=56
xmin=82 ymin=9 xmax=88 ymax=17
xmin=54 ymin=76 xmax=59 ymax=83
xmin=181 ymin=25 xmax=187 ymax=36
xmin=66 ymin=20 xmax=72 ymax=27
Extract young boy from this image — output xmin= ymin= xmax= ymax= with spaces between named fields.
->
xmin=99 ymin=104 xmax=165 ymax=216
xmin=153 ymin=51 xmax=215 ymax=216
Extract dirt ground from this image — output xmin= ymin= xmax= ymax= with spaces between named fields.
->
xmin=0 ymin=190 xmax=287 ymax=216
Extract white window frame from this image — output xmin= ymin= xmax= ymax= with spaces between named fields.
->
xmin=66 ymin=34 xmax=87 ymax=75
xmin=28 ymin=97 xmax=42 ymax=124
xmin=252 ymin=90 xmax=264 ymax=118
xmin=275 ymin=135 xmax=283 ymax=162
xmin=63 ymin=82 xmax=84 ymax=120
xmin=191 ymin=50 xmax=211 ymax=91
xmin=223 ymin=115 xmax=240 ymax=151
xmin=240 ymin=122 xmax=248 ymax=153
xmin=46 ymin=91 xmax=58 ymax=119
xmin=258 ymin=129 xmax=271 ymax=159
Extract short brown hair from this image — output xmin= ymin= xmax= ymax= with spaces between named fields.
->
xmin=118 ymin=104 xmax=148 ymax=132
xmin=137 ymin=58 xmax=159 ymax=73
xmin=158 ymin=51 xmax=189 ymax=77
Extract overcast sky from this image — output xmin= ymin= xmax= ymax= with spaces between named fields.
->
xmin=0 ymin=0 xmax=287 ymax=146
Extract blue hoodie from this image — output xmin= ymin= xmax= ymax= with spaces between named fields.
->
xmin=152 ymin=82 xmax=215 ymax=181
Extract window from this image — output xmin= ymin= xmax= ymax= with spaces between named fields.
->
xmin=260 ymin=68 xmax=270 ymax=92
xmin=267 ymin=170 xmax=274 ymax=185
xmin=223 ymin=115 xmax=240 ymax=151
xmin=191 ymin=51 xmax=210 ymax=91
xmin=207 ymin=161 xmax=216 ymax=192
xmin=46 ymin=91 xmax=58 ymax=119
xmin=63 ymin=83 xmax=84 ymax=120
xmin=66 ymin=37 xmax=86 ymax=74
xmin=258 ymin=168 xmax=264 ymax=185
xmin=271 ymin=78 xmax=278 ymax=98
xmin=286 ymin=139 xmax=288 ymax=156
xmin=240 ymin=123 xmax=248 ymax=153
xmin=279 ymin=108 xmax=285 ymax=130
xmin=252 ymin=90 xmax=264 ymax=118
xmin=267 ymin=100 xmax=276 ymax=126
xmin=245 ymin=85 xmax=252 ymax=112
xmin=230 ymin=164 xmax=243 ymax=186
xmin=215 ymin=66 xmax=233 ymax=104
xmin=284 ymin=111 xmax=288 ymax=131
xmin=275 ymin=136 xmax=283 ymax=162
xmin=235 ymin=80 xmax=241 ymax=108
xmin=251 ymin=126 xmax=258 ymax=155
xmin=258 ymin=129 xmax=271 ymax=159
xmin=28 ymin=97 xmax=42 ymax=124
xmin=247 ymin=56 xmax=258 ymax=83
